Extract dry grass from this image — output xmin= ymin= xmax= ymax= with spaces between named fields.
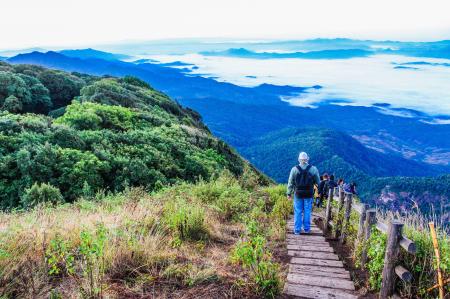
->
xmin=0 ymin=174 xmax=287 ymax=299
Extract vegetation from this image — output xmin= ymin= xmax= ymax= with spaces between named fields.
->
xmin=0 ymin=62 xmax=267 ymax=209
xmin=0 ymin=172 xmax=289 ymax=298
xmin=330 ymin=202 xmax=450 ymax=298
xmin=242 ymin=127 xmax=450 ymax=221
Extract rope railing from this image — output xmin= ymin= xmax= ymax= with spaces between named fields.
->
xmin=322 ymin=186 xmax=417 ymax=298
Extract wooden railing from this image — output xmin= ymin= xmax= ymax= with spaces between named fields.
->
xmin=323 ymin=187 xmax=417 ymax=298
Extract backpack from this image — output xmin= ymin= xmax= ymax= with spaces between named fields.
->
xmin=294 ymin=165 xmax=314 ymax=198
xmin=343 ymin=183 xmax=352 ymax=194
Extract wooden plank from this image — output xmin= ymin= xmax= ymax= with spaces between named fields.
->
xmin=286 ymin=239 xmax=330 ymax=245
xmin=290 ymin=264 xmax=349 ymax=276
xmin=288 ymin=250 xmax=339 ymax=260
xmin=400 ymin=235 xmax=416 ymax=254
xmin=291 ymin=257 xmax=344 ymax=268
xmin=287 ymin=273 xmax=355 ymax=291
xmin=287 ymin=235 xmax=326 ymax=241
xmin=286 ymin=240 xmax=331 ymax=247
xmin=395 ymin=265 xmax=412 ymax=282
xmin=286 ymin=244 xmax=334 ymax=252
xmin=376 ymin=221 xmax=388 ymax=233
xmin=284 ymin=283 xmax=357 ymax=299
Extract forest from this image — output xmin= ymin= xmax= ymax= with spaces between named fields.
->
xmin=0 ymin=62 xmax=264 ymax=209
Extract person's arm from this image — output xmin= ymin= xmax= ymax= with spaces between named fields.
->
xmin=286 ymin=167 xmax=296 ymax=198
xmin=312 ymin=167 xmax=320 ymax=186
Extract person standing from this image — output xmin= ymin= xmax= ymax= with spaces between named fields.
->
xmin=317 ymin=173 xmax=329 ymax=208
xmin=325 ymin=174 xmax=338 ymax=198
xmin=287 ymin=152 xmax=320 ymax=234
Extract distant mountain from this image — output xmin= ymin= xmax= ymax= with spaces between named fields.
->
xmin=0 ymin=47 xmax=47 ymax=57
xmin=201 ymin=48 xmax=373 ymax=59
xmin=239 ymin=127 xmax=450 ymax=218
xmin=240 ymin=127 xmax=441 ymax=183
xmin=59 ymin=48 xmax=131 ymax=61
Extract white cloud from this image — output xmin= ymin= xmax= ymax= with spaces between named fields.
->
xmin=1 ymin=0 xmax=450 ymax=49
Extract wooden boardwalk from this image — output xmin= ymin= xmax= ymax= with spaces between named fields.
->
xmin=283 ymin=218 xmax=358 ymax=299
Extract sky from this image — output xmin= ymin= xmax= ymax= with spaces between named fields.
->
xmin=1 ymin=0 xmax=450 ymax=50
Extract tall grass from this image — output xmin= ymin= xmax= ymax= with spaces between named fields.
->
xmin=350 ymin=208 xmax=450 ymax=298
xmin=0 ymin=170 xmax=288 ymax=298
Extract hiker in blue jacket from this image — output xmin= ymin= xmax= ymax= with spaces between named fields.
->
xmin=287 ymin=152 xmax=320 ymax=234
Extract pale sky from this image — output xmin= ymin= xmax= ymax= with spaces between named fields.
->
xmin=1 ymin=0 xmax=450 ymax=50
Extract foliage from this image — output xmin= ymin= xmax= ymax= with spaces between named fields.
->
xmin=366 ymin=229 xmax=387 ymax=290
xmin=231 ymin=219 xmax=281 ymax=298
xmin=21 ymin=182 xmax=63 ymax=208
xmin=0 ymin=62 xmax=257 ymax=209
xmin=0 ymin=173 xmax=278 ymax=298
xmin=162 ymin=199 xmax=207 ymax=242
xmin=46 ymin=234 xmax=75 ymax=276
xmin=78 ymin=224 xmax=107 ymax=298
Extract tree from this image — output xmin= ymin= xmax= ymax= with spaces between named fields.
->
xmin=38 ymin=70 xmax=85 ymax=109
xmin=21 ymin=182 xmax=63 ymax=208
xmin=2 ymin=95 xmax=22 ymax=113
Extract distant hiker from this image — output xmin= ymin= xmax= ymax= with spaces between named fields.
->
xmin=287 ymin=152 xmax=320 ymax=234
xmin=317 ymin=173 xmax=329 ymax=207
xmin=343 ymin=182 xmax=357 ymax=195
xmin=325 ymin=174 xmax=338 ymax=198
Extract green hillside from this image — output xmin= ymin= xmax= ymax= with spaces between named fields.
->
xmin=0 ymin=62 xmax=268 ymax=209
xmin=240 ymin=127 xmax=450 ymax=219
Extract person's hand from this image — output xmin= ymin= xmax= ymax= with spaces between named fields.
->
xmin=287 ymin=195 xmax=292 ymax=201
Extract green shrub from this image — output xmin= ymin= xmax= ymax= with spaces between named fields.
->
xmin=46 ymin=234 xmax=75 ymax=276
xmin=163 ymin=200 xmax=208 ymax=242
xmin=79 ymin=224 xmax=107 ymax=298
xmin=366 ymin=228 xmax=387 ymax=290
xmin=21 ymin=182 xmax=63 ymax=208
xmin=231 ymin=221 xmax=281 ymax=298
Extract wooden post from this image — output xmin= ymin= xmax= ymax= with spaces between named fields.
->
xmin=324 ymin=188 xmax=333 ymax=234
xmin=429 ymin=222 xmax=444 ymax=299
xmin=380 ymin=220 xmax=404 ymax=298
xmin=361 ymin=209 xmax=377 ymax=269
xmin=339 ymin=193 xmax=353 ymax=244
xmin=334 ymin=188 xmax=346 ymax=238
xmin=354 ymin=203 xmax=368 ymax=250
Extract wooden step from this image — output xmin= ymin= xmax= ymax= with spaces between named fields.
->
xmin=291 ymin=257 xmax=344 ymax=268
xmin=286 ymin=244 xmax=334 ymax=252
xmin=286 ymin=239 xmax=330 ymax=245
xmin=287 ymin=235 xmax=326 ymax=241
xmin=287 ymin=250 xmax=339 ymax=260
xmin=287 ymin=273 xmax=355 ymax=291
xmin=284 ymin=283 xmax=357 ymax=299
xmin=287 ymin=242 xmax=331 ymax=248
xmin=289 ymin=265 xmax=350 ymax=279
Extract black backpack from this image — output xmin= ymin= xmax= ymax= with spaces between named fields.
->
xmin=294 ymin=165 xmax=314 ymax=198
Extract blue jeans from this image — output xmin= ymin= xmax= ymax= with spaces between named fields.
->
xmin=293 ymin=196 xmax=313 ymax=233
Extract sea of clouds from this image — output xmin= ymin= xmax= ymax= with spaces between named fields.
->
xmin=146 ymin=53 xmax=450 ymax=119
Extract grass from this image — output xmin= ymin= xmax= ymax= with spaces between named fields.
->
xmin=339 ymin=204 xmax=450 ymax=298
xmin=0 ymin=170 xmax=289 ymax=298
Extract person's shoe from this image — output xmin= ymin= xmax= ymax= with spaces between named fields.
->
xmin=303 ymin=230 xmax=311 ymax=234
xmin=294 ymin=230 xmax=301 ymax=235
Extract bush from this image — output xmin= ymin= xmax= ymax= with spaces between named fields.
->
xmin=231 ymin=220 xmax=281 ymax=298
xmin=21 ymin=182 xmax=63 ymax=208
xmin=163 ymin=200 xmax=208 ymax=242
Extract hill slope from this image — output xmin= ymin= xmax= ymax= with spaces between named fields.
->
xmin=0 ymin=62 xmax=266 ymax=208
xmin=240 ymin=127 xmax=450 ymax=219
xmin=241 ymin=127 xmax=441 ymax=182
